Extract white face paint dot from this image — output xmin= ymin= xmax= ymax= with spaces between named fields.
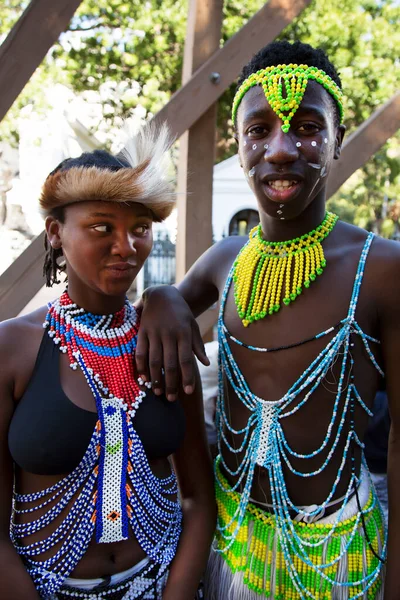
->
xmin=264 ymin=144 xmax=269 ymax=150
xmin=324 ymin=138 xmax=328 ymax=144
xmin=296 ymin=142 xmax=301 ymax=147
xmin=249 ymin=167 xmax=256 ymax=178
xmin=277 ymin=210 xmax=283 ymax=215
xmin=243 ymin=140 xmax=247 ymax=146
xmin=252 ymin=144 xmax=257 ymax=150
xmin=311 ymin=141 xmax=317 ymax=147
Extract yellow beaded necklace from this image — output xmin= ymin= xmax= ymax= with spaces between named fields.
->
xmin=233 ymin=212 xmax=338 ymax=327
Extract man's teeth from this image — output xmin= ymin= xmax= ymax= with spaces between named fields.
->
xmin=268 ymin=180 xmax=297 ymax=189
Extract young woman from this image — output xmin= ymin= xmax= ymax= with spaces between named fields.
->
xmin=0 ymin=124 xmax=216 ymax=600
xmin=136 ymin=42 xmax=400 ymax=599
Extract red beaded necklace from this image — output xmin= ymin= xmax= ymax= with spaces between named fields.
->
xmin=45 ymin=291 xmax=146 ymax=416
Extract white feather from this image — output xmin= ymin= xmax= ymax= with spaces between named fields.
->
xmin=119 ymin=120 xmax=175 ymax=202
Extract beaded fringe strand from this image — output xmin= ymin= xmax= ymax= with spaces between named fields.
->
xmin=233 ymin=212 xmax=338 ymax=327
xmin=206 ymin=469 xmax=385 ymax=600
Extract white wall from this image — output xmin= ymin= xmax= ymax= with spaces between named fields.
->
xmin=212 ymin=154 xmax=257 ymax=240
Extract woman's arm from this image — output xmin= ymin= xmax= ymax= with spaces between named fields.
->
xmin=163 ymin=365 xmax=216 ymax=600
xmin=0 ymin=322 xmax=41 ymax=600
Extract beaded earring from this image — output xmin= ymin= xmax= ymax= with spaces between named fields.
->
xmin=232 ymin=64 xmax=344 ymax=133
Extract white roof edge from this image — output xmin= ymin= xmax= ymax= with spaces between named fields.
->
xmin=214 ymin=154 xmax=240 ymax=173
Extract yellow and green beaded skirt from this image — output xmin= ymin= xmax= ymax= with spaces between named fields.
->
xmin=205 ymin=462 xmax=386 ymax=600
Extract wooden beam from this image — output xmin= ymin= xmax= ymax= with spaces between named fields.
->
xmin=176 ymin=0 xmax=223 ymax=283
xmin=0 ymin=0 xmax=82 ymax=123
xmin=0 ymin=0 xmax=312 ymax=322
xmin=153 ymin=0 xmax=312 ymax=139
xmin=0 ymin=234 xmax=45 ymax=322
xmin=327 ymin=92 xmax=400 ymax=199
xmin=1 ymin=99 xmax=398 ymax=323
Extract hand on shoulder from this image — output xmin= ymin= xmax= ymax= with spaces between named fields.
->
xmin=136 ymin=236 xmax=246 ymax=401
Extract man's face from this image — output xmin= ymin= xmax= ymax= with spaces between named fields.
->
xmin=236 ymin=81 xmax=345 ymax=221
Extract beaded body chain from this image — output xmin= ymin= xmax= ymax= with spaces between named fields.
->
xmin=11 ymin=293 xmax=182 ymax=598
xmin=216 ymin=233 xmax=387 ymax=598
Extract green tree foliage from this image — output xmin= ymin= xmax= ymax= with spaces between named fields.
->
xmin=0 ymin=0 xmax=399 ymax=234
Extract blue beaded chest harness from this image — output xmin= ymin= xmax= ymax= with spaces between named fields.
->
xmin=10 ymin=299 xmax=182 ymax=598
xmin=215 ymin=232 xmax=387 ymax=593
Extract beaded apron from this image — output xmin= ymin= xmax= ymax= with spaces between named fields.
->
xmin=214 ymin=232 xmax=387 ymax=599
xmin=10 ymin=296 xmax=182 ymax=598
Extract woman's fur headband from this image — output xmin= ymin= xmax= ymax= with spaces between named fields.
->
xmin=40 ymin=122 xmax=175 ymax=222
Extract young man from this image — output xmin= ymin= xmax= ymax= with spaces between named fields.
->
xmin=136 ymin=41 xmax=400 ymax=599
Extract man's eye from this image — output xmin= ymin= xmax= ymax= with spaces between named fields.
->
xmin=248 ymin=126 xmax=266 ymax=136
xmin=297 ymin=123 xmax=321 ymax=133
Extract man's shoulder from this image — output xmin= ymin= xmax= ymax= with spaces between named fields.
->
xmin=213 ymin=235 xmax=248 ymax=256
xmin=367 ymin=233 xmax=400 ymax=279
xmin=362 ymin=232 xmax=400 ymax=309
xmin=370 ymin=234 xmax=400 ymax=261
xmin=338 ymin=222 xmax=400 ymax=268
xmin=197 ymin=235 xmax=247 ymax=273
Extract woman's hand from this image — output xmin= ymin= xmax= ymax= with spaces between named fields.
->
xmin=135 ymin=286 xmax=210 ymax=401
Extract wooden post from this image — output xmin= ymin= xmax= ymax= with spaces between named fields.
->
xmin=0 ymin=0 xmax=82 ymax=123
xmin=0 ymin=0 xmax=313 ymax=322
xmin=0 ymin=234 xmax=45 ymax=322
xmin=154 ymin=0 xmax=312 ymax=139
xmin=176 ymin=0 xmax=224 ymax=284
xmin=327 ymin=92 xmax=400 ymax=198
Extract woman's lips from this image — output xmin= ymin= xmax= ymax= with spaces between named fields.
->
xmin=263 ymin=179 xmax=302 ymax=202
xmin=105 ymin=264 xmax=136 ymax=278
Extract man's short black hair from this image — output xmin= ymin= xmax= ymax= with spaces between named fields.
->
xmin=237 ymin=40 xmax=342 ymax=125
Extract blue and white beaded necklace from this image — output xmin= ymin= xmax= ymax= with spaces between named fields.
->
xmin=11 ymin=294 xmax=182 ymax=597
xmin=215 ymin=232 xmax=387 ymax=598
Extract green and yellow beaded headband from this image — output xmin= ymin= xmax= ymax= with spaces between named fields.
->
xmin=232 ymin=63 xmax=344 ymax=133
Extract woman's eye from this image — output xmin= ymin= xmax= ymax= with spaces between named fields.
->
xmin=92 ymin=224 xmax=110 ymax=233
xmin=134 ymin=224 xmax=150 ymax=235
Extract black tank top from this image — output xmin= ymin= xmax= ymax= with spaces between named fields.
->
xmin=8 ymin=331 xmax=185 ymax=475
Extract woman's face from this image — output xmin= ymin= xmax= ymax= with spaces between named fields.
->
xmin=46 ymin=200 xmax=153 ymax=308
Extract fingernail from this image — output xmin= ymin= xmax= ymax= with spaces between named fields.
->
xmin=184 ymin=385 xmax=194 ymax=395
xmin=167 ymin=394 xmax=177 ymax=402
xmin=153 ymin=387 xmax=163 ymax=395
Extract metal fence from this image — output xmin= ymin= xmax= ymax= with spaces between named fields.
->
xmin=143 ymin=230 xmax=176 ymax=289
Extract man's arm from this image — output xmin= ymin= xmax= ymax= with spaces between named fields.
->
xmin=375 ymin=241 xmax=400 ymax=599
xmin=136 ymin=237 xmax=239 ymax=400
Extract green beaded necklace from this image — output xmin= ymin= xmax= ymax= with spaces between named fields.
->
xmin=233 ymin=212 xmax=339 ymax=327
xmin=232 ymin=64 xmax=344 ymax=133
